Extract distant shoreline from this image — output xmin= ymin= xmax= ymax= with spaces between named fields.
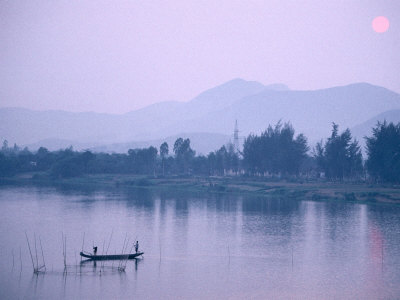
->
xmin=1 ymin=173 xmax=400 ymax=206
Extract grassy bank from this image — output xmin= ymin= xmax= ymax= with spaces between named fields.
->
xmin=2 ymin=173 xmax=400 ymax=205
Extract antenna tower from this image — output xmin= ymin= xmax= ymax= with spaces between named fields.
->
xmin=234 ymin=120 xmax=239 ymax=152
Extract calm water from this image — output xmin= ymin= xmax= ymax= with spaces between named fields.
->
xmin=0 ymin=184 xmax=400 ymax=299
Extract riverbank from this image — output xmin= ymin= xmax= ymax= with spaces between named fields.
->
xmin=2 ymin=173 xmax=400 ymax=205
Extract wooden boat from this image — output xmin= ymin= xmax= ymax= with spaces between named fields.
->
xmin=80 ymin=251 xmax=144 ymax=261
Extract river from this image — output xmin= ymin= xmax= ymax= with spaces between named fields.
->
xmin=0 ymin=184 xmax=399 ymax=299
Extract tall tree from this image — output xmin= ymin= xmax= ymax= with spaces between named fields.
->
xmin=160 ymin=142 xmax=169 ymax=175
xmin=1 ymin=140 xmax=9 ymax=153
xmin=128 ymin=147 xmax=158 ymax=174
xmin=81 ymin=150 xmax=95 ymax=173
xmin=0 ymin=152 xmax=16 ymax=176
xmin=243 ymin=122 xmax=308 ymax=176
xmin=242 ymin=134 xmax=262 ymax=174
xmin=315 ymin=123 xmax=363 ymax=180
xmin=173 ymin=138 xmax=195 ymax=174
xmin=366 ymin=121 xmax=400 ymax=183
xmin=210 ymin=144 xmax=239 ymax=175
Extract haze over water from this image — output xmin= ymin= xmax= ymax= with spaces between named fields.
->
xmin=1 ymin=185 xmax=399 ymax=299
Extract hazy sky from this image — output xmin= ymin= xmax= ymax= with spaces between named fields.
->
xmin=1 ymin=0 xmax=399 ymax=114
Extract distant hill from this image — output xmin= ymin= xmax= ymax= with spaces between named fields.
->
xmin=1 ymin=79 xmax=400 ymax=153
xmin=90 ymin=132 xmax=231 ymax=155
xmin=24 ymin=132 xmax=231 ymax=155
xmin=24 ymin=138 xmax=102 ymax=152
xmin=168 ymin=82 xmax=400 ymax=143
xmin=0 ymin=107 xmax=126 ymax=145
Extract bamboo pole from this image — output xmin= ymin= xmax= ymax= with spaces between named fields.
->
xmin=25 ymin=232 xmax=35 ymax=272
xmin=34 ymin=233 xmax=39 ymax=271
xmin=106 ymin=230 xmax=113 ymax=255
xmin=39 ymin=236 xmax=46 ymax=272
xmin=19 ymin=246 xmax=22 ymax=273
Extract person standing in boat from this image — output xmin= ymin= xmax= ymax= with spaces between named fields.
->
xmin=134 ymin=241 xmax=139 ymax=253
xmin=93 ymin=246 xmax=98 ymax=255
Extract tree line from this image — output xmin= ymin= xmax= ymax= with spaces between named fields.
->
xmin=1 ymin=121 xmax=399 ymax=183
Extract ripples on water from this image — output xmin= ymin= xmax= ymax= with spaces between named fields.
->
xmin=0 ymin=184 xmax=399 ymax=299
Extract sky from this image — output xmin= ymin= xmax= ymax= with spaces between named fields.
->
xmin=1 ymin=0 xmax=399 ymax=114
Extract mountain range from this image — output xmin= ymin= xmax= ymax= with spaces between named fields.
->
xmin=1 ymin=78 xmax=400 ymax=154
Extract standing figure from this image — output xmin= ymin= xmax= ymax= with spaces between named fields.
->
xmin=93 ymin=246 xmax=98 ymax=255
xmin=135 ymin=241 xmax=139 ymax=253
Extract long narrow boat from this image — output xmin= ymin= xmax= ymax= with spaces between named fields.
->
xmin=80 ymin=251 xmax=144 ymax=261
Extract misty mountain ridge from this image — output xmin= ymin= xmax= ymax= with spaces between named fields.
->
xmin=1 ymin=79 xmax=399 ymax=154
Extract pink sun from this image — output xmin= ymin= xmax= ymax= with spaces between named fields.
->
xmin=372 ymin=16 xmax=389 ymax=33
